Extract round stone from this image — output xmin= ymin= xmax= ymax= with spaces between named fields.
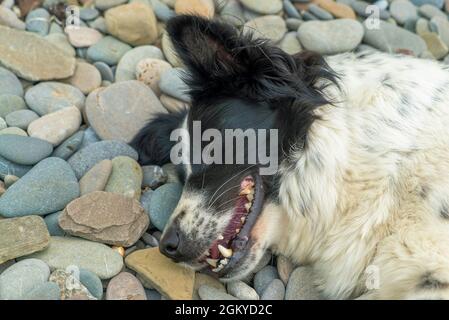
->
xmin=254 ymin=265 xmax=279 ymax=296
xmin=240 ymin=0 xmax=282 ymax=14
xmin=80 ymin=7 xmax=99 ymax=21
xmin=79 ymin=159 xmax=113 ymax=195
xmin=174 ymin=0 xmax=215 ymax=18
xmin=86 ymin=36 xmax=132 ymax=66
xmin=0 ymin=258 xmax=50 ymax=300
xmin=285 ymin=267 xmax=321 ymax=300
xmin=22 ymin=282 xmax=61 ymax=300
xmin=25 ymin=8 xmax=50 ymax=36
xmin=79 ymin=268 xmax=103 ymax=300
xmin=44 ymin=211 xmax=66 ymax=236
xmin=116 ymin=45 xmax=164 ymax=82
xmin=25 ymin=82 xmax=85 ymax=116
xmin=227 ymin=280 xmax=260 ymax=300
xmin=44 ymin=33 xmax=76 ymax=57
xmin=94 ymin=61 xmax=115 ymax=82
xmin=0 ymin=154 xmax=32 ymax=179
xmin=104 ymin=156 xmax=143 ymax=200
xmin=136 ymin=58 xmax=172 ymax=96
xmin=243 ymin=15 xmax=287 ymax=43
xmin=198 ymin=285 xmax=238 ymax=300
xmin=64 ymin=61 xmax=102 ymax=94
xmin=308 ymin=3 xmax=334 ymax=20
xmin=106 ymin=272 xmax=146 ymax=300
xmin=95 ymin=0 xmax=128 ymax=10
xmin=0 ymin=94 xmax=26 ymax=118
xmin=0 ymin=67 xmax=23 ymax=97
xmin=149 ymin=183 xmax=183 ymax=231
xmin=159 ymin=94 xmax=190 ymax=113
xmin=0 ymin=117 xmax=6 ymax=130
xmin=421 ymin=32 xmax=448 ymax=59
xmin=0 ymin=127 xmax=27 ymax=136
xmin=390 ymin=0 xmax=417 ymax=25
xmin=0 ymin=135 xmax=53 ymax=165
xmin=0 ymin=157 xmax=79 ymax=217
xmin=52 ymin=130 xmax=85 ymax=160
xmin=430 ymin=16 xmax=449 ymax=47
xmin=220 ymin=0 xmax=245 ymax=27
xmin=88 ymin=16 xmax=108 ymax=33
xmin=0 ymin=7 xmax=26 ymax=30
xmin=159 ymin=68 xmax=190 ymax=102
xmin=314 ymin=0 xmax=356 ymax=19
xmin=278 ymin=31 xmax=302 ymax=55
xmin=261 ymin=279 xmax=285 ymax=300
xmin=298 ymin=19 xmax=364 ymax=55
xmin=85 ymin=80 xmax=167 ymax=143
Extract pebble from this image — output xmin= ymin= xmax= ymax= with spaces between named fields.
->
xmin=150 ymin=0 xmax=175 ymax=22
xmin=254 ymin=265 xmax=279 ymax=296
xmin=277 ymin=255 xmax=294 ymax=284
xmin=0 ymin=117 xmax=6 ymax=130
xmin=419 ymin=3 xmax=447 ymax=19
xmin=160 ymin=94 xmax=190 ymax=113
xmin=0 ymin=127 xmax=27 ymax=137
xmin=0 ymin=216 xmax=50 ymax=264
xmin=411 ymin=0 xmax=444 ymax=8
xmin=52 ymin=130 xmax=85 ymax=160
xmin=80 ymin=126 xmax=101 ymax=149
xmin=44 ymin=33 xmax=76 ymax=57
xmin=25 ymin=82 xmax=85 ymax=116
xmin=283 ymin=0 xmax=301 ymax=18
xmin=352 ymin=0 xmax=390 ymax=19
xmin=140 ymin=189 xmax=153 ymax=216
xmin=220 ymin=0 xmax=245 ymax=26
xmin=27 ymin=236 xmax=124 ymax=279
xmin=0 ymin=95 xmax=26 ymax=118
xmin=243 ymin=15 xmax=287 ymax=43
xmin=4 ymin=110 xmax=39 ymax=130
xmin=159 ymin=68 xmax=191 ymax=102
xmin=162 ymin=31 xmax=183 ymax=67
xmin=285 ymin=266 xmax=321 ymax=300
xmin=278 ymin=31 xmax=302 ymax=54
xmin=0 ymin=26 xmax=76 ymax=81
xmin=22 ymin=282 xmax=61 ymax=300
xmin=28 ymin=106 xmax=82 ymax=146
xmin=0 ymin=155 xmax=32 ymax=179
xmin=88 ymin=16 xmax=108 ymax=33
xmin=44 ymin=211 xmax=66 ymax=236
xmin=141 ymin=232 xmax=159 ymax=247
xmin=240 ymin=0 xmax=282 ymax=14
xmin=149 ymin=183 xmax=183 ymax=231
xmin=298 ymin=19 xmax=363 ymax=55
xmin=145 ymin=289 xmax=162 ymax=300
xmin=125 ymin=247 xmax=195 ymax=300
xmin=49 ymin=269 xmax=97 ymax=300
xmin=86 ymin=36 xmax=132 ymax=66
xmin=136 ymin=58 xmax=172 ymax=96
xmin=227 ymin=280 xmax=260 ymax=300
xmin=363 ymin=20 xmax=427 ymax=56
xmin=4 ymin=174 xmax=19 ymax=188
xmin=64 ymin=61 xmax=102 ymax=94
xmin=286 ymin=18 xmax=303 ymax=31
xmin=314 ymin=0 xmax=356 ymax=19
xmin=80 ymin=7 xmax=99 ymax=21
xmin=25 ymin=8 xmax=50 ymax=36
xmin=94 ymin=61 xmax=115 ymax=82
xmin=0 ymin=135 xmax=53 ymax=165
xmin=105 ymin=2 xmax=158 ymax=46
xmin=174 ymin=0 xmax=215 ymax=18
xmin=95 ymin=0 xmax=128 ymax=10
xmin=0 ymin=157 xmax=79 ymax=217
xmin=104 ymin=156 xmax=143 ymax=199
xmin=115 ymin=45 xmax=164 ymax=82
xmin=390 ymin=0 xmax=417 ymax=25
xmin=0 ymin=67 xmax=23 ymax=97
xmin=421 ymin=32 xmax=448 ymax=59
xmin=261 ymin=279 xmax=285 ymax=300
xmin=142 ymin=165 xmax=167 ymax=189
xmin=79 ymin=159 xmax=113 ymax=195
xmin=60 ymin=191 xmax=149 ymax=247
xmin=417 ymin=18 xmax=431 ymax=36
xmin=106 ymin=271 xmax=147 ymax=300
xmin=0 ymin=6 xmax=26 ymax=30
xmin=308 ymin=3 xmax=334 ymax=20
xmin=79 ymin=268 xmax=104 ymax=300
xmin=430 ymin=16 xmax=449 ymax=47
xmin=0 ymin=258 xmax=50 ymax=300
xmin=193 ymin=273 xmax=226 ymax=300
xmin=198 ymin=285 xmax=238 ymax=300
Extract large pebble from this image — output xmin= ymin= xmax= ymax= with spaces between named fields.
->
xmin=278 ymin=31 xmax=302 ymax=54
xmin=150 ymin=0 xmax=175 ymax=22
xmin=0 ymin=6 xmax=26 ymax=30
xmin=421 ymin=32 xmax=448 ymax=59
xmin=298 ymin=19 xmax=363 ymax=55
xmin=106 ymin=272 xmax=146 ymax=300
xmin=198 ymin=285 xmax=238 ymax=300
xmin=105 ymin=156 xmax=143 ymax=199
xmin=411 ymin=0 xmax=444 ymax=8
xmin=0 ymin=155 xmax=32 ymax=179
xmin=285 ymin=266 xmax=321 ymax=300
xmin=227 ymin=281 xmax=259 ymax=300
xmin=159 ymin=68 xmax=190 ymax=102
xmin=150 ymin=183 xmax=183 ymax=231
xmin=28 ymin=106 xmax=82 ymax=146
xmin=419 ymin=3 xmax=446 ymax=19
xmin=79 ymin=159 xmax=113 ymax=195
xmin=95 ymin=0 xmax=128 ymax=10
xmin=22 ymin=282 xmax=61 ymax=300
xmin=64 ymin=61 xmax=102 ymax=94
xmin=390 ymin=0 xmax=417 ymax=25
xmin=44 ymin=211 xmax=65 ymax=236
xmin=0 ymin=157 xmax=79 ymax=217
xmin=220 ymin=0 xmax=245 ymax=26
xmin=105 ymin=2 xmax=158 ymax=46
xmin=27 ymin=236 xmax=124 ymax=279
xmin=254 ymin=265 xmax=279 ymax=296
xmin=5 ymin=109 xmax=39 ymax=130
xmin=68 ymin=140 xmax=138 ymax=179
xmin=116 ymin=45 xmax=164 ymax=82
xmin=25 ymin=82 xmax=85 ymax=116
xmin=49 ymin=269 xmax=97 ymax=300
xmin=94 ymin=61 xmax=115 ymax=82
xmin=193 ymin=273 xmax=226 ymax=300
xmin=86 ymin=80 xmax=167 ymax=143
xmin=0 ymin=258 xmax=50 ymax=300
xmin=52 ymin=130 xmax=84 ymax=160
xmin=59 ymin=191 xmax=149 ymax=247
xmin=136 ymin=58 xmax=172 ymax=96
xmin=243 ymin=15 xmax=287 ymax=43
xmin=0 ymin=94 xmax=26 ymax=118
xmin=314 ymin=0 xmax=356 ymax=19
xmin=0 ymin=135 xmax=53 ymax=165
xmin=25 ymin=8 xmax=50 ymax=36
xmin=0 ymin=127 xmax=27 ymax=136
xmin=79 ymin=268 xmax=103 ymax=300
xmin=0 ymin=26 xmax=76 ymax=81
xmin=87 ymin=36 xmax=132 ymax=66
xmin=240 ymin=0 xmax=282 ymax=14
xmin=430 ymin=16 xmax=449 ymax=47
xmin=261 ymin=279 xmax=285 ymax=300
xmin=0 ymin=67 xmax=23 ymax=97
xmin=0 ymin=216 xmax=50 ymax=264
xmin=174 ymin=0 xmax=215 ymax=18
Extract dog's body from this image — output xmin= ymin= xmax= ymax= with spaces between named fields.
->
xmin=132 ymin=15 xmax=449 ymax=300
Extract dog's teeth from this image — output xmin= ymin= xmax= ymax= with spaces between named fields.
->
xmin=221 ymin=258 xmax=229 ymax=265
xmin=241 ymin=217 xmax=246 ymax=224
xmin=244 ymin=203 xmax=252 ymax=211
xmin=218 ymin=244 xmax=233 ymax=258
xmin=212 ymin=265 xmax=224 ymax=273
xmin=217 ymin=234 xmax=224 ymax=240
xmin=206 ymin=258 xmax=218 ymax=268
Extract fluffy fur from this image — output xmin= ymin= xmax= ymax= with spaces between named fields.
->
xmin=131 ymin=15 xmax=449 ymax=300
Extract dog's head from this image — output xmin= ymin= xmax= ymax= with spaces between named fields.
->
xmin=131 ymin=15 xmax=336 ymax=280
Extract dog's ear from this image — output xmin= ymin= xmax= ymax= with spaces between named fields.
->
xmin=130 ymin=110 xmax=187 ymax=166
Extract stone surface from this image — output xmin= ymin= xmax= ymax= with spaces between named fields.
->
xmin=0 ymin=95 xmax=26 ymax=118
xmin=95 ymin=0 xmax=128 ymax=10
xmin=0 ymin=216 xmax=50 ymax=264
xmin=227 ymin=280 xmax=260 ymax=300
xmin=136 ymin=58 xmax=172 ymax=96
xmin=278 ymin=31 xmax=302 ymax=54
xmin=240 ymin=0 xmax=282 ymax=14
xmin=0 ymin=6 xmax=26 ymax=29
xmin=0 ymin=26 xmax=76 ymax=81
xmin=59 ymin=191 xmax=149 ymax=247
xmin=243 ymin=15 xmax=287 ymax=43
xmin=174 ymin=0 xmax=215 ymax=18
xmin=105 ymin=2 xmax=158 ymax=46
xmin=149 ymin=183 xmax=183 ymax=231
xmin=79 ymin=268 xmax=103 ymax=300
xmin=49 ymin=269 xmax=97 ymax=300
xmin=421 ymin=32 xmax=448 ymax=59
xmin=28 ymin=106 xmax=82 ymax=146
xmin=0 ymin=127 xmax=28 ymax=137
xmin=26 ymin=8 xmax=50 ymax=36
xmin=142 ymin=165 xmax=167 ymax=189
xmin=125 ymin=247 xmax=195 ymax=300
xmin=0 ymin=155 xmax=32 ymax=179
xmin=27 ymin=236 xmax=124 ymax=279
xmin=390 ymin=0 xmax=417 ymax=25
xmin=159 ymin=68 xmax=190 ymax=102
xmin=0 ymin=258 xmax=50 ymax=300
xmin=0 ymin=135 xmax=53 ymax=165
xmin=198 ymin=285 xmax=238 ymax=300
xmin=65 ymin=26 xmax=103 ymax=48
xmin=285 ymin=266 xmax=321 ymax=300
xmin=116 ymin=45 xmax=164 ymax=82
xmin=22 ymin=281 xmax=61 ymax=300
xmin=0 ymin=67 xmax=23 ymax=97
xmin=106 ymin=271 xmax=147 ymax=300
xmin=44 ymin=211 xmax=65 ymax=236
xmin=254 ymin=265 xmax=279 ymax=296
xmin=0 ymin=157 xmax=79 ymax=217
xmin=64 ymin=61 xmax=102 ymax=94
xmin=52 ymin=130 xmax=85 ymax=160
xmin=86 ymin=80 xmax=167 ymax=143
xmin=261 ymin=279 xmax=285 ymax=300
xmin=104 ymin=156 xmax=143 ymax=199
xmin=5 ymin=109 xmax=39 ymax=130
xmin=79 ymin=159 xmax=113 ymax=195
xmin=314 ymin=0 xmax=356 ymax=19
xmin=86 ymin=36 xmax=132 ymax=66
xmin=193 ymin=273 xmax=226 ymax=300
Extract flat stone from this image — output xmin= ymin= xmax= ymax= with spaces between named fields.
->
xmin=419 ymin=3 xmax=447 ymax=19
xmin=95 ymin=0 xmax=128 ymax=10
xmin=0 ymin=135 xmax=53 ymax=165
xmin=44 ymin=211 xmax=65 ymax=236
xmin=278 ymin=31 xmax=302 ymax=54
xmin=240 ymin=0 xmax=282 ymax=14
xmin=243 ymin=15 xmax=287 ymax=43
xmin=86 ymin=80 xmax=167 ymax=143
xmin=198 ymin=285 xmax=238 ymax=300
xmin=105 ymin=2 xmax=158 ymax=46
xmin=59 ymin=191 xmax=149 ymax=247
xmin=5 ymin=109 xmax=39 ymax=130
xmin=4 ymin=174 xmax=18 ymax=188
xmin=0 ymin=94 xmax=26 ymax=118
xmin=106 ymin=271 xmax=146 ymax=300
xmin=0 ymin=26 xmax=76 ymax=81
xmin=28 ymin=106 xmax=82 ymax=146
xmin=79 ymin=159 xmax=113 ymax=195
xmin=411 ymin=0 xmax=444 ymax=8
xmin=285 ymin=266 xmax=321 ymax=300
xmin=104 ymin=156 xmax=143 ymax=199
xmin=174 ymin=0 xmax=215 ymax=18
xmin=150 ymin=0 xmax=175 ymax=22
xmin=0 ymin=157 xmax=79 ymax=217
xmin=87 ymin=36 xmax=132 ymax=66
xmin=0 ymin=216 xmax=50 ymax=264
xmin=430 ymin=16 xmax=449 ymax=47
xmin=49 ymin=269 xmax=97 ymax=300
xmin=80 ymin=7 xmax=99 ymax=20
xmin=314 ymin=0 xmax=356 ymax=19
xmin=64 ymin=61 xmax=102 ymax=94
xmin=149 ymin=183 xmax=183 ymax=231
xmin=220 ymin=0 xmax=245 ymax=26
xmin=0 ymin=117 xmax=6 ymax=131
xmin=136 ymin=58 xmax=172 ymax=96
xmin=52 ymin=130 xmax=85 ymax=160
xmin=25 ymin=8 xmax=50 ymax=36
xmin=159 ymin=68 xmax=191 ymax=102
xmin=68 ymin=140 xmax=138 ymax=179
xmin=308 ymin=3 xmax=334 ymax=20
xmin=421 ymin=32 xmax=448 ymax=59
xmin=125 ymin=248 xmax=195 ymax=300
xmin=0 ymin=67 xmax=23 ymax=97
xmin=22 ymin=281 xmax=61 ymax=300
xmin=94 ymin=61 xmax=115 ymax=82
xmin=0 ymin=258 xmax=50 ymax=300
xmin=261 ymin=279 xmax=285 ymax=300
xmin=88 ymin=16 xmax=108 ymax=33
xmin=27 ymin=236 xmax=124 ymax=279
xmin=25 ymin=82 xmax=85 ymax=116
xmin=227 ymin=280 xmax=259 ymax=300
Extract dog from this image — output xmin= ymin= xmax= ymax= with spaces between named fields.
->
xmin=131 ymin=15 xmax=449 ymax=300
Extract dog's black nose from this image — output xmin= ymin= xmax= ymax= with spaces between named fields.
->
xmin=159 ymin=226 xmax=181 ymax=260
